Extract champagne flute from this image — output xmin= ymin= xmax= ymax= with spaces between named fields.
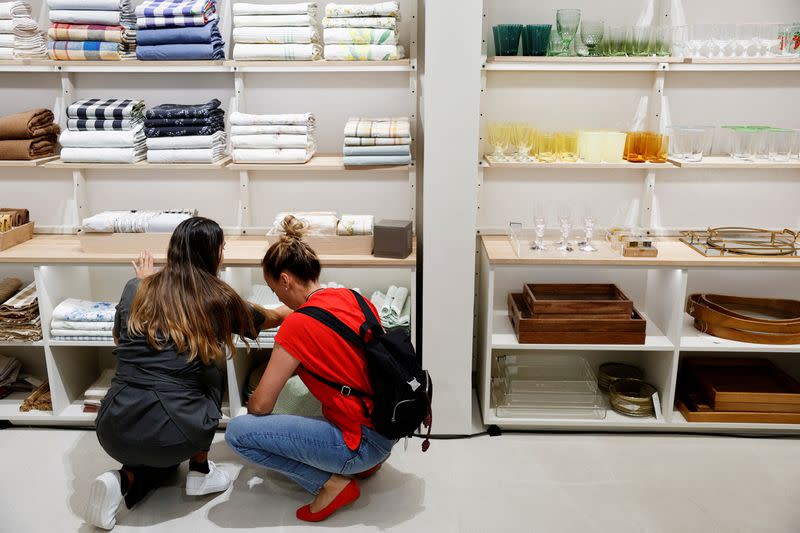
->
xmin=533 ymin=202 xmax=547 ymax=251
xmin=557 ymin=205 xmax=572 ymax=252
xmin=488 ymin=122 xmax=510 ymax=161
xmin=579 ymin=207 xmax=598 ymax=252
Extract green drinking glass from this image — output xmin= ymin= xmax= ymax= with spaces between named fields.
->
xmin=580 ymin=20 xmax=605 ymax=56
xmin=556 ymin=9 xmax=581 ymax=56
xmin=493 ymin=24 xmax=524 ymax=56
xmin=522 ymin=24 xmax=552 ymax=56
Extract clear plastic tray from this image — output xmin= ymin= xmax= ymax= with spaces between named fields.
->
xmin=497 ymin=354 xmax=598 ymax=384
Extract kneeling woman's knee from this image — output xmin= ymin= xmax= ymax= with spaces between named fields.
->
xmin=225 ymin=415 xmax=250 ymax=450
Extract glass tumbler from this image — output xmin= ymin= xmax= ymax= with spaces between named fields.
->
xmin=537 ymin=132 xmax=556 ymax=163
xmin=767 ymin=128 xmax=794 ymax=162
xmin=625 ymin=131 xmax=647 ymax=163
xmin=556 ymin=9 xmax=581 ymax=56
xmin=727 ymin=127 xmax=758 ymax=160
xmin=644 ymin=132 xmax=668 ymax=163
xmin=603 ymin=132 xmax=628 ymax=163
xmin=556 ymin=131 xmax=579 ymax=162
xmin=653 ymin=26 xmax=672 ymax=56
xmin=580 ymin=20 xmax=605 ymax=56
xmin=493 ymin=24 xmax=523 ymax=56
xmin=632 ymin=26 xmax=653 ymax=56
xmin=669 ymin=126 xmax=714 ymax=162
xmin=547 ymin=27 xmax=566 ymax=56
xmin=779 ymin=23 xmax=800 ymax=56
xmin=758 ymin=23 xmax=782 ymax=57
xmin=582 ymin=131 xmax=605 ymax=163
xmin=522 ymin=24 xmax=552 ymax=56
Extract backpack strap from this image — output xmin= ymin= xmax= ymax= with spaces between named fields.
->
xmin=349 ymin=289 xmax=384 ymax=340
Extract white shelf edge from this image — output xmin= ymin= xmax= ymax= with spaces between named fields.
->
xmin=0 ymin=341 xmax=44 ymax=347
xmin=48 ymin=340 xmax=115 ymax=348
xmin=678 ymin=315 xmax=800 ymax=353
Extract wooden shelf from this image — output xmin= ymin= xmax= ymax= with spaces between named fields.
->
xmin=491 ymin=310 xmax=673 ymax=352
xmin=0 ymin=156 xmax=58 ymax=167
xmin=53 ymin=59 xmax=229 ymax=73
xmin=230 ymin=154 xmax=413 ymax=172
xmin=481 ymin=235 xmax=800 ymax=268
xmin=668 ymin=156 xmax=800 ymax=169
xmin=485 ymin=56 xmax=680 ymax=72
xmin=228 ymin=59 xmax=412 ymax=72
xmin=672 ymin=57 xmax=800 ymax=72
xmin=0 ymin=234 xmax=416 ymax=267
xmin=0 ymin=341 xmax=44 ymax=347
xmin=43 ymin=157 xmax=231 ymax=170
xmin=482 ymin=157 xmax=674 ymax=170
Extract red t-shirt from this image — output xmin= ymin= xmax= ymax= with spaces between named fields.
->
xmin=275 ymin=288 xmax=377 ymax=450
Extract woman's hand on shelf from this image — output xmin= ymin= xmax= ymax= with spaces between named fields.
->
xmin=132 ymin=250 xmax=155 ymax=279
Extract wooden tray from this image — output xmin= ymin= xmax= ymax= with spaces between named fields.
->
xmin=522 ymin=283 xmax=634 ymax=318
xmin=0 ymin=222 xmax=34 ymax=251
xmin=508 ymin=293 xmax=646 ymax=345
xmin=677 ymin=399 xmax=800 ymax=424
xmin=685 ymin=358 xmax=800 ymax=413
xmin=266 ymin=232 xmax=373 ymax=256
xmin=78 ymin=230 xmax=172 ymax=253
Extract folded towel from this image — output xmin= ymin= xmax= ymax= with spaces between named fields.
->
xmin=60 ymin=126 xmax=144 ymax=148
xmin=51 ymin=320 xmax=114 ymax=331
xmin=230 ymin=111 xmax=313 ymax=126
xmin=324 ymin=43 xmax=404 ymax=60
xmin=137 ymin=13 xmax=217 ymax=29
xmin=136 ymin=0 xmax=212 ymax=17
xmin=60 ymin=147 xmax=146 ymax=163
xmin=0 ymin=109 xmax=58 ymax=140
xmin=68 ymin=118 xmax=140 ymax=131
xmin=52 ymin=298 xmax=116 ymax=323
xmin=233 ymin=148 xmax=313 ymax=164
xmin=233 ymin=2 xmax=317 ymax=16
xmin=82 ymin=210 xmax=195 ymax=232
xmin=0 ymin=135 xmax=58 ymax=160
xmin=0 ymin=278 xmax=22 ymax=304
xmin=137 ymin=19 xmax=219 ymax=45
xmin=48 ymin=24 xmax=135 ymax=44
xmin=325 ymin=2 xmax=399 ymax=18
xmin=337 ymin=214 xmax=373 ymax=236
xmin=49 ymin=11 xmax=130 ymax=27
xmin=344 ymin=135 xmax=411 ymax=146
xmin=0 ymin=20 xmax=12 ymax=32
xmin=232 ymin=26 xmax=318 ymax=44
xmin=273 ymin=375 xmax=323 ymax=417
xmin=48 ymin=41 xmax=133 ymax=61
xmin=146 ymin=131 xmax=225 ymax=149
xmin=144 ymin=116 xmax=224 ymax=128
xmin=343 ymin=154 xmax=411 ymax=166
xmin=231 ymin=133 xmax=314 ymax=150
xmin=0 ymin=46 xmax=12 ymax=59
xmin=322 ymin=16 xmax=396 ymax=30
xmin=233 ymin=14 xmax=314 ymax=27
xmin=146 ymin=147 xmax=226 ymax=163
xmin=0 ymin=2 xmax=31 ymax=19
xmin=147 ymin=212 xmax=195 ymax=232
xmin=146 ymin=99 xmax=221 ymax=120
xmin=345 ymin=117 xmax=410 ymax=138
xmin=0 ymin=353 xmax=21 ymax=387
xmin=231 ymin=124 xmax=309 ymax=135
xmin=68 ymin=99 xmax=145 ymax=120
xmin=323 ymin=27 xmax=397 ymax=45
xmin=0 ymin=33 xmax=11 ymax=46
xmin=274 ymin=212 xmax=337 ymax=235
xmin=233 ymin=42 xmax=320 ymax=60
xmin=83 ymin=368 xmax=116 ymax=399
xmin=145 ymin=123 xmax=224 ymax=137
xmin=0 ymin=208 xmax=29 ymax=227
xmin=51 ymin=329 xmax=114 ymax=337
xmin=47 ymin=0 xmax=129 ymax=10
xmin=343 ymin=144 xmax=410 ymax=156
xmin=137 ymin=41 xmax=224 ymax=60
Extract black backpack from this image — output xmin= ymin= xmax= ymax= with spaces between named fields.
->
xmin=295 ymin=289 xmax=433 ymax=450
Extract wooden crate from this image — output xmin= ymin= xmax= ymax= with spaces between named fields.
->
xmin=265 ymin=233 xmax=373 ymax=256
xmin=508 ymin=293 xmax=646 ymax=345
xmin=0 ymin=222 xmax=34 ymax=251
xmin=522 ymin=283 xmax=634 ymax=318
xmin=78 ymin=231 xmax=172 ymax=253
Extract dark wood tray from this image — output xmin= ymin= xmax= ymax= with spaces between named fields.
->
xmin=685 ymin=358 xmax=800 ymax=413
xmin=508 ymin=293 xmax=646 ymax=345
xmin=522 ymin=283 xmax=634 ymax=318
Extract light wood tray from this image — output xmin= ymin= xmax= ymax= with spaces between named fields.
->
xmin=78 ymin=231 xmax=172 ymax=254
xmin=0 ymin=222 xmax=34 ymax=251
xmin=265 ymin=233 xmax=373 ymax=256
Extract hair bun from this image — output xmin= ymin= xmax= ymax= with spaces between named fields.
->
xmin=280 ymin=215 xmax=307 ymax=242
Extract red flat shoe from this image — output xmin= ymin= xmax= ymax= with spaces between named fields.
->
xmin=354 ymin=462 xmax=383 ymax=480
xmin=296 ymin=480 xmax=360 ymax=523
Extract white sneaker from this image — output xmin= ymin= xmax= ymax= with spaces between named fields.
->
xmin=185 ymin=461 xmax=231 ymax=496
xmin=85 ymin=471 xmax=125 ymax=530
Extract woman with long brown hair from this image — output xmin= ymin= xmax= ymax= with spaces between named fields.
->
xmin=84 ymin=217 xmax=288 ymax=531
xmin=225 ymin=216 xmax=398 ymax=523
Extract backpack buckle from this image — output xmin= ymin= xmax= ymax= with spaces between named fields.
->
xmin=340 ymin=386 xmax=352 ymax=397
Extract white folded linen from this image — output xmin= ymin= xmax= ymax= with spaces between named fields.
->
xmin=60 ymin=147 xmax=146 ymax=164
xmin=147 ymin=212 xmax=194 ymax=232
xmin=146 ymin=148 xmax=226 ymax=164
xmin=51 ymin=320 xmax=114 ymax=331
xmin=233 ymin=26 xmax=318 ymax=44
xmin=0 ymin=1 xmax=31 ymax=19
xmin=49 ymin=10 xmax=124 ymax=26
xmin=324 ymin=43 xmax=404 ymax=60
xmin=52 ymin=329 xmax=114 ymax=337
xmin=230 ymin=111 xmax=314 ymax=126
xmin=146 ymin=132 xmax=225 ymax=150
xmin=52 ymin=298 xmax=116 ymax=322
xmin=83 ymin=368 xmax=115 ymax=399
xmin=60 ymin=126 xmax=145 ymax=149
xmin=0 ymin=19 xmax=11 ymax=32
xmin=322 ymin=16 xmax=396 ymax=30
xmin=325 ymin=2 xmax=399 ymax=18
xmin=323 ymin=27 xmax=397 ymax=45
xmin=337 ymin=214 xmax=373 ymax=236
xmin=231 ymin=124 xmax=309 ymax=135
xmin=233 ymin=14 xmax=314 ymax=27
xmin=47 ymin=0 xmax=126 ymax=10
xmin=233 ymin=42 xmax=321 ymax=60
xmin=233 ymin=148 xmax=313 ymax=164
xmin=231 ymin=133 xmax=314 ymax=150
xmin=233 ymin=2 xmax=317 ymax=16
xmin=0 ymin=33 xmax=11 ymax=47
xmin=0 ymin=46 xmax=12 ymax=59
xmin=274 ymin=212 xmax=337 ymax=234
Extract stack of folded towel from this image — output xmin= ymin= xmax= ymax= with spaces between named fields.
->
xmin=0 ymin=109 xmax=59 ymax=161
xmin=323 ymin=2 xmax=403 ymax=60
xmin=343 ymin=116 xmax=411 ymax=166
xmin=82 ymin=368 xmax=115 ymax=413
xmin=60 ymin=98 xmax=146 ymax=163
xmin=82 ymin=209 xmax=196 ymax=233
xmin=50 ymin=298 xmax=116 ymax=341
xmin=247 ymin=284 xmax=281 ymax=345
xmin=273 ymin=211 xmax=338 ymax=234
xmin=0 ymin=1 xmax=47 ymax=59
xmin=232 ymin=2 xmax=320 ymax=61
xmin=136 ymin=0 xmax=224 ymax=60
xmin=370 ymin=284 xmax=410 ymax=330
xmin=0 ymin=352 xmax=38 ymax=400
xmin=230 ymin=111 xmax=316 ymax=164
xmin=47 ymin=0 xmax=137 ymax=61
xmin=145 ymin=99 xmax=226 ymax=163
xmin=0 ymin=280 xmax=42 ymax=342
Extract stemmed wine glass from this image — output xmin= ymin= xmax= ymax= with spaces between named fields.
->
xmin=533 ymin=203 xmax=547 ymax=251
xmin=556 ymin=9 xmax=581 ymax=56
xmin=557 ymin=205 xmax=572 ymax=252
xmin=580 ymin=20 xmax=605 ymax=57
xmin=579 ymin=208 xmax=598 ymax=252
xmin=487 ymin=122 xmax=510 ymax=161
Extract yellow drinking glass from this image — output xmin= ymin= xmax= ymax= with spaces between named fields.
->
xmin=603 ymin=131 xmax=628 ymax=163
xmin=487 ymin=122 xmax=511 ymax=161
xmin=582 ymin=131 xmax=605 ymax=163
xmin=537 ymin=132 xmax=556 ymax=162
xmin=511 ymin=123 xmax=535 ymax=161
xmin=556 ymin=131 xmax=579 ymax=162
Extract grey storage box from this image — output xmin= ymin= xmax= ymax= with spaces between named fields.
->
xmin=374 ymin=219 xmax=413 ymax=259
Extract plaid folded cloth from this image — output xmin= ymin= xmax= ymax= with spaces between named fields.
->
xmin=48 ymin=23 xmax=136 ymax=45
xmin=136 ymin=0 xmax=214 ymax=18
xmin=67 ymin=99 xmax=145 ymax=120
xmin=48 ymin=40 xmax=133 ymax=61
xmin=344 ymin=136 xmax=411 ymax=146
xmin=136 ymin=12 xmax=216 ymax=29
xmin=344 ymin=117 xmax=410 ymax=138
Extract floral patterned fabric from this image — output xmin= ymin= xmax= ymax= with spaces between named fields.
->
xmin=324 ymin=2 xmax=399 ymax=18
xmin=52 ymin=298 xmax=116 ymax=323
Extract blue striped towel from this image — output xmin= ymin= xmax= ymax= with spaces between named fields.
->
xmin=135 ymin=0 xmax=215 ymax=18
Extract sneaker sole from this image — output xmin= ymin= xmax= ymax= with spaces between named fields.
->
xmin=85 ymin=474 xmax=122 ymax=530
xmin=186 ymin=482 xmax=231 ymax=496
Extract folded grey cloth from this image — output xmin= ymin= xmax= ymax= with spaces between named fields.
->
xmin=0 ymin=353 xmax=22 ymax=387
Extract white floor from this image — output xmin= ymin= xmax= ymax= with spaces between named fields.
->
xmin=2 ymin=427 xmax=799 ymax=533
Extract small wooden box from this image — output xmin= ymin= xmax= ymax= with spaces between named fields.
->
xmin=265 ymin=232 xmax=373 ymax=256
xmin=78 ymin=230 xmax=172 ymax=253
xmin=508 ymin=293 xmax=646 ymax=345
xmin=623 ymin=246 xmax=658 ymax=257
xmin=522 ymin=283 xmax=634 ymax=318
xmin=0 ymin=222 xmax=34 ymax=251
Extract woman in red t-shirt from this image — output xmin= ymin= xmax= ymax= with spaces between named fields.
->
xmin=225 ymin=216 xmax=398 ymax=523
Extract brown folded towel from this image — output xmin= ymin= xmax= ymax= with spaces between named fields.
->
xmin=0 ymin=134 xmax=58 ymax=160
xmin=0 ymin=208 xmax=30 ymax=226
xmin=0 ymin=278 xmax=22 ymax=304
xmin=0 ymin=109 xmax=59 ymax=141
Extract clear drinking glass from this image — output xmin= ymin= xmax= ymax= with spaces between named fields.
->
xmin=533 ymin=203 xmax=547 ymax=251
xmin=734 ymin=24 xmax=758 ymax=57
xmin=768 ymin=128 xmax=794 ymax=162
xmin=727 ymin=126 xmax=758 ymax=160
xmin=652 ymin=26 xmax=672 ymax=56
xmin=713 ymin=23 xmax=736 ymax=57
xmin=669 ymin=126 xmax=714 ymax=162
xmin=582 ymin=131 xmax=605 ymax=163
xmin=695 ymin=24 xmax=716 ymax=57
xmin=671 ymin=25 xmax=689 ymax=57
xmin=510 ymin=123 xmax=531 ymax=161
xmin=758 ymin=23 xmax=782 ymax=57
xmin=579 ymin=210 xmax=597 ymax=252
xmin=778 ymin=24 xmax=800 ymax=56
xmin=556 ymin=9 xmax=581 ymax=57
xmin=580 ymin=20 xmax=605 ymax=56
xmin=487 ymin=122 xmax=511 ymax=161
xmin=632 ymin=26 xmax=652 ymax=56
xmin=557 ymin=205 xmax=572 ymax=251
xmin=547 ymin=27 xmax=566 ymax=56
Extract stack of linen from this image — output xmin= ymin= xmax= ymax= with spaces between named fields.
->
xmin=145 ymin=99 xmax=226 ymax=163
xmin=0 ymin=280 xmax=42 ymax=342
xmin=343 ymin=116 xmax=411 ymax=166
xmin=322 ymin=1 xmax=403 ymax=60
xmin=0 ymin=1 xmax=47 ymax=59
xmin=272 ymin=211 xmax=337 ymax=234
xmin=135 ymin=0 xmax=224 ymax=60
xmin=246 ymin=284 xmax=281 ymax=345
xmin=0 ymin=352 xmax=38 ymax=401
xmin=0 ymin=108 xmax=59 ymax=161
xmin=82 ymin=209 xmax=196 ymax=233
xmin=50 ymin=298 xmax=115 ymax=342
xmin=59 ymin=98 xmax=146 ymax=163
xmin=81 ymin=368 xmax=115 ymax=413
xmin=47 ymin=0 xmax=137 ymax=61
xmin=230 ymin=111 xmax=316 ymax=164
xmin=232 ymin=2 xmax=320 ymax=61
xmin=370 ymin=284 xmax=410 ymax=331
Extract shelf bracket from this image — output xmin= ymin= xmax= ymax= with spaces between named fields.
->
xmin=408 ymin=164 xmax=416 ymax=225
xmin=71 ymin=170 xmax=87 ymax=231
xmin=641 ymin=170 xmax=656 ymax=229
xmin=56 ymin=72 xmax=74 ymax=131
xmin=237 ymin=170 xmax=251 ymax=235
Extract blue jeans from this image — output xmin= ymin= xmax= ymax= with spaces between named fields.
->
xmin=225 ymin=414 xmax=396 ymax=494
